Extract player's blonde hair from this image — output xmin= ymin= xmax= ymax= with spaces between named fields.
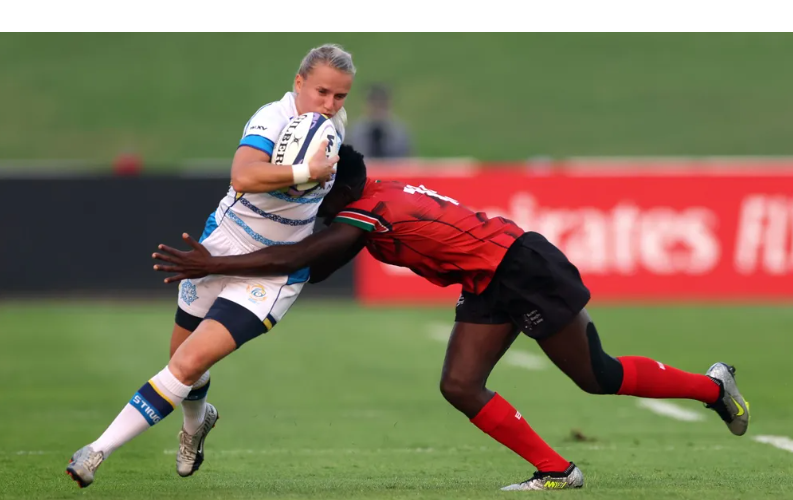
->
xmin=295 ymin=44 xmax=356 ymax=135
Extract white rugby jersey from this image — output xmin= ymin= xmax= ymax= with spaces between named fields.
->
xmin=200 ymin=92 xmax=345 ymax=254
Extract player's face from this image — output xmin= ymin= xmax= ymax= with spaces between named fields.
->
xmin=294 ymin=64 xmax=353 ymax=118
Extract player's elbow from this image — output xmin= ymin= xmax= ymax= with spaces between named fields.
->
xmin=231 ymin=180 xmax=246 ymax=193
xmin=230 ymin=174 xmax=251 ymax=193
xmin=230 ymin=159 xmax=259 ymax=193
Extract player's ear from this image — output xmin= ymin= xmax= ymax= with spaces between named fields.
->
xmin=294 ymin=74 xmax=303 ymax=94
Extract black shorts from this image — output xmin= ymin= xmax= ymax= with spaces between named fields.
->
xmin=454 ymin=231 xmax=591 ymax=339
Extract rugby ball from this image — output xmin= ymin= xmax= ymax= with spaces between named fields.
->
xmin=271 ymin=112 xmax=340 ymax=196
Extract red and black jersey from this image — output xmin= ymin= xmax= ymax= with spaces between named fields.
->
xmin=333 ymin=179 xmax=525 ymax=294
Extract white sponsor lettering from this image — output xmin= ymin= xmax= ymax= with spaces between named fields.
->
xmin=734 ymin=195 xmax=793 ymax=275
xmin=132 ymin=394 xmax=161 ymax=423
xmin=479 ymin=193 xmax=721 ymax=276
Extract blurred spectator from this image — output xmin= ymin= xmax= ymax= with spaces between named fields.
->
xmin=346 ymin=84 xmax=412 ymax=159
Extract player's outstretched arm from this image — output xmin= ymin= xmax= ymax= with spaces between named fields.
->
xmin=232 ymin=141 xmax=338 ymax=193
xmin=307 ymin=238 xmax=366 ymax=284
xmin=153 ymin=223 xmax=365 ymax=283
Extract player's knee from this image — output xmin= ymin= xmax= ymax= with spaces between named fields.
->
xmin=168 ymin=351 xmax=207 ymax=386
xmin=586 ymin=322 xmax=624 ymax=395
xmin=439 ymin=374 xmax=481 ymax=408
xmin=575 ymin=376 xmax=606 ymax=395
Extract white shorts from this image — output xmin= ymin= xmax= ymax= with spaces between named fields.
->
xmin=175 ymin=222 xmax=308 ymax=345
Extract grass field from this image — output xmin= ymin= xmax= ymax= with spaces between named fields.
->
xmin=1 ymin=301 xmax=792 ymax=499
xmin=3 ymin=34 xmax=793 ymax=164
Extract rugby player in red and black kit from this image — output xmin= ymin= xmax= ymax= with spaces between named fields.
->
xmin=153 ymin=145 xmax=750 ymax=491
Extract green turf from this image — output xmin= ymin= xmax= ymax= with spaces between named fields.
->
xmin=1 ymin=301 xmax=792 ymax=499
xmin=2 ymin=34 xmax=793 ymax=166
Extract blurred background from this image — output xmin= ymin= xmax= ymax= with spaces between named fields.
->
xmin=2 ymin=32 xmax=793 ymax=299
xmin=2 ymin=33 xmax=792 ymax=499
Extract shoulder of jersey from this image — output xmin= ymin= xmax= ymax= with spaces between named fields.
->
xmin=245 ymin=101 xmax=291 ymax=134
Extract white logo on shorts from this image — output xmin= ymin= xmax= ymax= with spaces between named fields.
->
xmin=180 ymin=280 xmax=198 ymax=306
xmin=522 ymin=310 xmax=544 ymax=331
xmin=247 ymin=284 xmax=267 ymax=303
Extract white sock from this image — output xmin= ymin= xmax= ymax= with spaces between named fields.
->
xmin=91 ymin=366 xmax=191 ymax=457
xmin=182 ymin=371 xmax=211 ymax=434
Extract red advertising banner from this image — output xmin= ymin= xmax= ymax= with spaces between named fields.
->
xmin=355 ymin=165 xmax=793 ymax=305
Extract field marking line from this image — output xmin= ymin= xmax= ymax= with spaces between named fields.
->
xmin=753 ymin=435 xmax=793 ymax=453
xmin=636 ymin=400 xmax=705 ymax=422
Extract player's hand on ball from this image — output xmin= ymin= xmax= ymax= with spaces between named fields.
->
xmin=308 ymin=140 xmax=339 ymax=187
xmin=152 ymin=233 xmax=215 ymax=283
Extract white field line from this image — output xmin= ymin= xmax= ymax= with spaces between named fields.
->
xmin=636 ymin=400 xmax=706 ymax=422
xmin=753 ymin=435 xmax=793 ymax=453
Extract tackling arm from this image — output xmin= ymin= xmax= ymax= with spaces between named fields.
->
xmin=203 ymin=222 xmax=364 ymax=278
xmin=308 ymin=237 xmax=366 ymax=284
